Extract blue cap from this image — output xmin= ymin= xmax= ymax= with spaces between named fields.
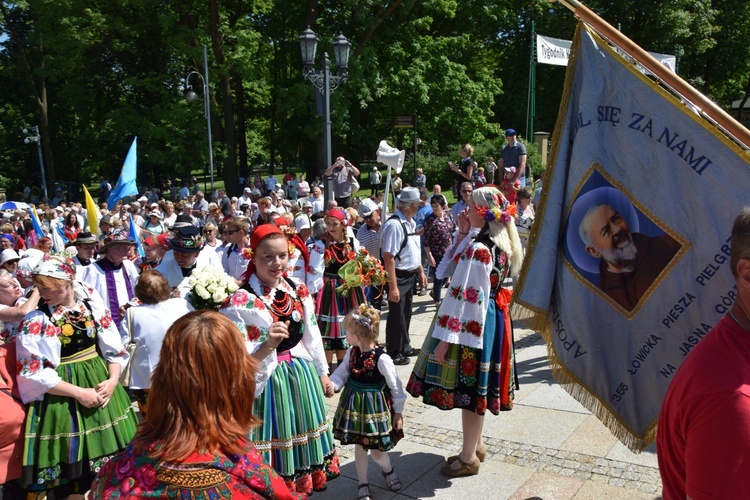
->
xmin=505 ymin=128 xmax=517 ymax=136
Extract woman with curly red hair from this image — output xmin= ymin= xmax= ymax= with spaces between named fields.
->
xmin=407 ymin=186 xmax=523 ymax=478
xmin=90 ymin=310 xmax=304 ymax=499
xmin=220 ymin=224 xmax=339 ymax=494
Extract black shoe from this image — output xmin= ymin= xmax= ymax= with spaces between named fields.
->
xmin=392 ymin=355 xmax=410 ymax=365
xmin=403 ymin=347 xmax=420 ymax=357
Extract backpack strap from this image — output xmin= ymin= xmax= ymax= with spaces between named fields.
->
xmin=386 ymin=214 xmax=416 ymax=262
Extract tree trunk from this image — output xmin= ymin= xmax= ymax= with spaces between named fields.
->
xmin=234 ymin=72 xmax=248 ymax=180
xmin=1 ymin=4 xmax=56 ymax=187
xmin=209 ymin=0 xmax=238 ymax=197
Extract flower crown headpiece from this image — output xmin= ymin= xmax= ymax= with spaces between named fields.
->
xmin=351 ymin=303 xmax=373 ymax=330
xmin=474 ymin=192 xmax=518 ymax=224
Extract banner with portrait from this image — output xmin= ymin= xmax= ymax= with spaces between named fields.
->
xmin=516 ymin=22 xmax=750 ymax=451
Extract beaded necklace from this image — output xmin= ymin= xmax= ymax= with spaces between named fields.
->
xmin=326 ymin=240 xmax=351 ymax=264
xmin=249 ymin=275 xmax=303 ymax=323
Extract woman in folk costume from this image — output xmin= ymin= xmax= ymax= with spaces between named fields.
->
xmin=406 ymin=186 xmax=523 ymax=478
xmin=15 ymin=253 xmax=137 ymax=497
xmin=220 ymin=224 xmax=339 ymax=495
xmin=312 ymin=208 xmax=366 ymax=368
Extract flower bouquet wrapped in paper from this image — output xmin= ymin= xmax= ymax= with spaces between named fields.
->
xmin=335 ymin=248 xmax=389 ymax=296
xmin=186 ymin=266 xmax=239 ymax=311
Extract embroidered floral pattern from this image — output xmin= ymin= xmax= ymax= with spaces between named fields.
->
xmin=436 ymin=315 xmax=484 ymax=337
xmin=246 ymin=325 xmax=263 ymax=342
xmin=91 ymin=442 xmax=307 ymax=499
xmin=17 ymin=353 xmax=47 ymax=375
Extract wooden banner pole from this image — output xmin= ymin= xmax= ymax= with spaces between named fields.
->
xmin=553 ymin=0 xmax=750 ymax=149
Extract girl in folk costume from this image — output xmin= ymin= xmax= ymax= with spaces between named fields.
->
xmin=220 ymin=224 xmax=339 ymax=495
xmin=266 ymin=214 xmax=318 ymax=293
xmin=406 ymin=186 xmax=523 ymax=477
xmin=328 ymin=305 xmax=406 ymax=500
xmin=312 ymin=209 xmax=366 ymax=368
xmin=15 ymin=253 xmax=138 ymax=496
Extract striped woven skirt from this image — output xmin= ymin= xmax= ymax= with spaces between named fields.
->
xmin=315 ymin=272 xmax=366 ymax=351
xmin=332 ymin=379 xmax=404 ymax=451
xmin=21 ymin=346 xmax=138 ymax=493
xmin=406 ymin=299 xmax=515 ymax=415
xmin=251 ymin=354 xmax=339 ymax=494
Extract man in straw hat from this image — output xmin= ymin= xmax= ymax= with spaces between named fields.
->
xmin=155 ymin=225 xmax=220 ymax=295
xmin=70 ymin=231 xmax=98 ymax=281
xmin=80 ymin=228 xmax=139 ymax=328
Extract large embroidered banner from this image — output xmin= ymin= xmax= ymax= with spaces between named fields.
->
xmin=516 ymin=22 xmax=750 ymax=450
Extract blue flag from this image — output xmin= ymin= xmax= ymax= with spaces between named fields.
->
xmin=515 ymin=23 xmax=750 ymax=451
xmin=107 ymin=137 xmax=138 ymax=210
xmin=29 ymin=207 xmax=45 ymax=238
xmin=129 ymin=217 xmax=145 ymax=259
xmin=55 ymin=222 xmax=69 ymax=245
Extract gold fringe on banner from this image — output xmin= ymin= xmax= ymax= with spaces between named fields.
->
xmin=512 ymin=22 xmax=656 ymax=452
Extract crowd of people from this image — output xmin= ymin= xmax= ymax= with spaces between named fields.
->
xmin=0 ymin=142 xmax=540 ymax=499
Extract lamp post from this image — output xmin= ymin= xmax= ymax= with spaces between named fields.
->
xmin=23 ymin=126 xmax=48 ymax=200
xmin=185 ymin=44 xmax=215 ymax=191
xmin=299 ymin=28 xmax=351 ymax=208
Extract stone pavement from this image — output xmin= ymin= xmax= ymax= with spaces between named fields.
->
xmin=319 ymin=290 xmax=663 ymax=500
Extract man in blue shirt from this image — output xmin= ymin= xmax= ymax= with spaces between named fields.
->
xmin=499 ymin=128 xmax=529 ymax=187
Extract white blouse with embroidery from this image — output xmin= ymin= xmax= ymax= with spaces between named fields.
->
xmin=431 ymin=240 xmax=493 ymax=349
xmin=15 ymin=285 xmax=129 ymax=404
xmin=219 ymin=275 xmax=328 ymax=396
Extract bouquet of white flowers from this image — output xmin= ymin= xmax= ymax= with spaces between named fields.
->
xmin=187 ymin=267 xmax=239 ymax=311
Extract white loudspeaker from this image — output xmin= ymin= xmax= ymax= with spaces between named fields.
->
xmin=376 ymin=140 xmax=406 ymax=173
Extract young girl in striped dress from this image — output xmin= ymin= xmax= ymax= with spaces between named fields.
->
xmin=328 ymin=305 xmax=406 ymax=500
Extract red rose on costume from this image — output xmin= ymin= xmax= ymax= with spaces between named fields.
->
xmin=465 ymin=320 xmax=482 ymax=337
xmin=100 ymin=312 xmax=113 ymax=328
xmin=312 ymin=470 xmax=327 ymax=490
xmin=253 ymin=298 xmax=266 ymax=310
xmin=474 ymin=247 xmax=491 ymax=264
xmin=296 ymin=473 xmax=313 ymax=495
xmin=364 ymin=358 xmax=376 ymax=371
xmin=114 ymin=454 xmax=135 ymax=480
xmin=246 ymin=325 xmax=261 ymax=341
xmin=329 ymin=453 xmax=341 ymax=475
xmin=444 ymin=392 xmax=455 ymax=408
xmin=431 ymin=388 xmax=444 ymax=406
xmin=450 ymin=287 xmax=461 ymax=299
xmin=28 ymin=358 xmax=41 ymax=373
xmin=44 ymin=324 xmax=59 ymax=337
xmin=463 ymin=246 xmax=475 ymax=259
xmin=297 ymin=285 xmax=310 ymax=300
xmin=437 ymin=315 xmax=450 ymax=328
xmin=461 ymin=357 xmax=478 ymax=375
xmin=463 ymin=288 xmax=479 ymax=303
xmin=489 ymin=398 xmax=501 ymax=413
xmin=133 ymin=463 xmax=158 ymax=490
xmin=285 ymin=479 xmax=296 ymax=492
xmin=476 ymin=397 xmax=488 ymax=414
xmin=447 ymin=317 xmax=461 ymax=332
xmin=28 ymin=321 xmax=42 ymax=335
xmin=248 ymin=474 xmax=267 ymax=491
xmin=230 ymin=289 xmax=251 ymax=307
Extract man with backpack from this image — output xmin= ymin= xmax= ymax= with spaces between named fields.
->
xmin=381 ymin=187 xmax=428 ymax=365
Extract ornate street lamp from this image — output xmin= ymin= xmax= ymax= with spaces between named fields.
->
xmin=299 ymin=27 xmax=351 ymax=207
xmin=23 ymin=126 xmax=48 ymax=200
xmin=185 ymin=44 xmax=215 ymax=190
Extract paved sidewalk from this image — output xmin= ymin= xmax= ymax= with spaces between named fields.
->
xmin=320 ymin=291 xmax=662 ymax=499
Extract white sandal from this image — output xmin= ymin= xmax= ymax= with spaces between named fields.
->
xmin=381 ymin=467 xmax=402 ymax=491
xmin=357 ymin=483 xmax=373 ymax=500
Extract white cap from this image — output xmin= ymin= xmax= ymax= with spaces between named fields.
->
xmin=358 ymin=198 xmax=379 ymax=218
xmin=295 ymin=215 xmax=311 ymax=232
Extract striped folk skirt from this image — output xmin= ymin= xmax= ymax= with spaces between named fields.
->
xmin=315 ymin=273 xmax=366 ymax=351
xmin=406 ymin=299 xmax=515 ymax=415
xmin=251 ymin=355 xmax=340 ymax=494
xmin=332 ymin=379 xmax=403 ymax=451
xmin=21 ymin=346 xmax=138 ymax=493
